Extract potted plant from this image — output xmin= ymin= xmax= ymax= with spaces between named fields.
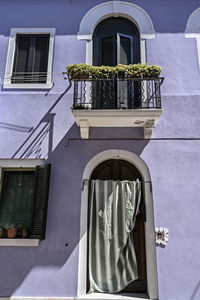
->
xmin=114 ymin=63 xmax=162 ymax=79
xmin=126 ymin=63 xmax=144 ymax=78
xmin=142 ymin=64 xmax=162 ymax=78
xmin=0 ymin=227 xmax=3 ymax=238
xmin=22 ymin=226 xmax=29 ymax=238
xmin=90 ymin=66 xmax=115 ymax=79
xmin=65 ymin=63 xmax=162 ymax=80
xmin=5 ymin=224 xmax=18 ymax=239
xmin=65 ymin=64 xmax=92 ymax=80
xmin=73 ymin=103 xmax=88 ymax=110
xmin=114 ymin=64 xmax=127 ymax=78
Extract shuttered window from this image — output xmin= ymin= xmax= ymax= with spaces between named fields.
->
xmin=11 ymin=34 xmax=50 ymax=84
xmin=0 ymin=164 xmax=51 ymax=240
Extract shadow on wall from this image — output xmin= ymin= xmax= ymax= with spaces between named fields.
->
xmin=0 ymin=125 xmax=151 ymax=297
xmin=1 ymin=81 xmax=151 ymax=297
xmin=0 ymin=122 xmax=34 ymax=133
xmin=190 ymin=280 xmax=200 ymax=300
xmin=11 ymin=81 xmax=72 ymax=159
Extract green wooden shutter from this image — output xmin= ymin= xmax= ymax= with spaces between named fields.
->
xmin=30 ymin=164 xmax=51 ymax=240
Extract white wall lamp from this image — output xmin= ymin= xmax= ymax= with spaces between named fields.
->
xmin=155 ymin=227 xmax=169 ymax=246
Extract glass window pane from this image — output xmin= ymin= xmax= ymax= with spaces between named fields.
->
xmin=102 ymin=37 xmax=113 ymax=66
xmin=33 ymin=35 xmax=50 ymax=83
xmin=0 ymin=171 xmax=35 ymax=227
xmin=12 ymin=35 xmax=31 ymax=83
xmin=119 ymin=36 xmax=131 ymax=65
xmin=11 ymin=34 xmax=50 ymax=84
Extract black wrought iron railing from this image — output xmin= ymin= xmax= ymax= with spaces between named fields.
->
xmin=72 ymin=77 xmax=164 ymax=110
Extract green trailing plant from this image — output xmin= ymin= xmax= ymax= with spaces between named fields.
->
xmin=144 ymin=65 xmax=162 ymax=78
xmin=90 ymin=66 xmax=115 ymax=79
xmin=66 ymin=64 xmax=92 ymax=79
xmin=65 ymin=63 xmax=161 ymax=79
xmin=126 ymin=64 xmax=145 ymax=78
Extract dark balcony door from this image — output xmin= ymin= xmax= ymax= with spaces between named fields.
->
xmin=89 ymin=159 xmax=147 ymax=294
xmin=93 ymin=17 xmax=140 ymax=109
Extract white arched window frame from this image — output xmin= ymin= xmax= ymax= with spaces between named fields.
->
xmin=185 ymin=7 xmax=200 ymax=68
xmin=77 ymin=1 xmax=156 ymax=65
xmin=78 ymin=150 xmax=158 ymax=300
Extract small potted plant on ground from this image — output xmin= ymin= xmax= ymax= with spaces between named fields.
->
xmin=6 ymin=224 xmax=18 ymax=238
xmin=22 ymin=226 xmax=29 ymax=238
xmin=0 ymin=227 xmax=3 ymax=238
xmin=73 ymin=103 xmax=89 ymax=109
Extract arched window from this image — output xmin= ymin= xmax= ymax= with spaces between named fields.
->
xmin=93 ymin=17 xmax=140 ymax=66
xmin=92 ymin=17 xmax=141 ymax=109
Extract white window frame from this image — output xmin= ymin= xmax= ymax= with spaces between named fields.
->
xmin=0 ymin=159 xmax=44 ymax=246
xmin=185 ymin=7 xmax=200 ymax=69
xmin=3 ymin=28 xmax=55 ymax=89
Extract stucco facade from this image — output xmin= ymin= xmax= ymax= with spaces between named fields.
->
xmin=0 ymin=1 xmax=200 ymax=300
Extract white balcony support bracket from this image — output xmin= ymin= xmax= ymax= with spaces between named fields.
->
xmin=72 ymin=109 xmax=162 ymax=139
xmin=79 ymin=120 xmax=89 ymax=139
xmin=143 ymin=119 xmax=155 ymax=139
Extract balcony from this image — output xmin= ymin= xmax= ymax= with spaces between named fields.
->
xmin=71 ymin=77 xmax=164 ymax=139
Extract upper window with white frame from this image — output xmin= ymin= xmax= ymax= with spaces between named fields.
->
xmin=4 ymin=28 xmax=55 ymax=89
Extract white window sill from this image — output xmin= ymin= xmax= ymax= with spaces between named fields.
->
xmin=77 ymin=293 xmax=149 ymax=300
xmin=3 ymin=83 xmax=53 ymax=90
xmin=0 ymin=239 xmax=39 ymax=246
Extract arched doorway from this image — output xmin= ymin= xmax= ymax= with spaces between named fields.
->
xmin=77 ymin=150 xmax=158 ymax=299
xmin=88 ymin=159 xmax=147 ymax=293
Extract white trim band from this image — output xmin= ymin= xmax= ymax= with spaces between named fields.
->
xmin=185 ymin=7 xmax=200 ymax=68
xmin=78 ymin=1 xmax=155 ymax=40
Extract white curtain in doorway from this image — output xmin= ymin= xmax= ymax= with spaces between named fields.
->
xmin=88 ymin=179 xmax=141 ymax=293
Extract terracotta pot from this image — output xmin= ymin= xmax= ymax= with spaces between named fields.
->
xmin=22 ymin=228 xmax=28 ymax=238
xmin=7 ymin=228 xmax=17 ymax=238
xmin=70 ymin=74 xmax=89 ymax=80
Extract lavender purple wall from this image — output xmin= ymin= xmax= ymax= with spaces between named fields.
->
xmin=0 ymin=1 xmax=200 ymax=299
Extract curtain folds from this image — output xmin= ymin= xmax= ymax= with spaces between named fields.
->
xmin=0 ymin=171 xmax=35 ymax=227
xmin=89 ymin=179 xmax=141 ymax=293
